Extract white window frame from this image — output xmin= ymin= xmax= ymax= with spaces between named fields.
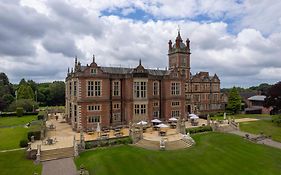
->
xmin=87 ymin=105 xmax=101 ymax=111
xmin=112 ymin=81 xmax=120 ymax=96
xmin=171 ymin=101 xmax=180 ymax=107
xmin=171 ymin=110 xmax=180 ymax=117
xmin=113 ymin=103 xmax=120 ymax=109
xmin=88 ymin=116 xmax=100 ymax=123
xmin=87 ymin=80 xmax=102 ymax=97
xmin=153 ymin=81 xmax=159 ymax=96
xmin=134 ymin=104 xmax=147 ymax=115
xmin=171 ymin=82 xmax=181 ymax=96
xmin=133 ymin=81 xmax=147 ymax=98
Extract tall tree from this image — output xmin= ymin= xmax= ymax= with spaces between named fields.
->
xmin=0 ymin=72 xmax=14 ymax=97
xmin=47 ymin=81 xmax=65 ymax=106
xmin=226 ymin=87 xmax=242 ymax=114
xmin=0 ymin=73 xmax=14 ymax=111
xmin=264 ymin=81 xmax=281 ymax=114
xmin=17 ymin=84 xmax=34 ymax=100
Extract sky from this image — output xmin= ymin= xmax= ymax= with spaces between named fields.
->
xmin=0 ymin=0 xmax=281 ymax=88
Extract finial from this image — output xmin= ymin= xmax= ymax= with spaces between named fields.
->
xmin=177 ymin=25 xmax=180 ymax=34
xmin=75 ymin=55 xmax=77 ymax=65
xmin=67 ymin=67 xmax=69 ymax=73
xmin=71 ymin=68 xmax=73 ymax=73
xmin=139 ymin=59 xmax=142 ymax=65
xmin=92 ymin=54 xmax=95 ymax=63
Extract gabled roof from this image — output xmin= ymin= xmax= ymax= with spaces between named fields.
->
xmin=248 ymin=95 xmax=266 ymax=101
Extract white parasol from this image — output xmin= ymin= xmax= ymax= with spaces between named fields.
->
xmin=189 ymin=114 xmax=199 ymax=119
xmin=137 ymin=121 xmax=148 ymax=125
xmin=151 ymin=119 xmax=162 ymax=123
xmin=169 ymin=117 xmax=178 ymax=122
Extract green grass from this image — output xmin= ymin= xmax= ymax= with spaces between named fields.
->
xmin=0 ymin=150 xmax=41 ymax=175
xmin=0 ymin=127 xmax=30 ymax=150
xmin=240 ymin=120 xmax=281 ymax=142
xmin=0 ymin=115 xmax=37 ymax=127
xmin=0 ymin=115 xmax=40 ymax=150
xmin=75 ymin=132 xmax=281 ymax=175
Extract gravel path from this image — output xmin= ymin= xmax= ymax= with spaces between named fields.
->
xmin=42 ymin=158 xmax=77 ymax=175
xmin=229 ymin=130 xmax=281 ymax=150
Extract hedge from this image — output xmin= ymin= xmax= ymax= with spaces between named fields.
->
xmin=16 ymin=107 xmax=24 ymax=117
xmin=186 ymin=126 xmax=213 ymax=134
xmin=19 ymin=139 xmax=29 ymax=147
xmin=27 ymin=130 xmax=41 ymax=141
xmin=85 ymin=137 xmax=133 ymax=149
xmin=0 ymin=112 xmax=38 ymax=117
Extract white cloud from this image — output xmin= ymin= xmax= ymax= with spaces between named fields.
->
xmin=0 ymin=0 xmax=280 ymax=87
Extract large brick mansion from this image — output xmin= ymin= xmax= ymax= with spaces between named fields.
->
xmin=65 ymin=31 xmax=225 ymax=131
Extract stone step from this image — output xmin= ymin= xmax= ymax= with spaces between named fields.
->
xmin=165 ymin=140 xmax=192 ymax=150
xmin=135 ymin=139 xmax=194 ymax=150
xmin=135 ymin=139 xmax=160 ymax=150
xmin=41 ymin=147 xmax=74 ymax=162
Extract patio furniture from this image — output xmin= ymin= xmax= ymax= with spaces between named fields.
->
xmin=48 ymin=124 xmax=56 ymax=130
xmin=170 ymin=123 xmax=177 ymax=129
xmin=159 ymin=131 xmax=166 ymax=136
xmin=46 ymin=137 xmax=54 ymax=145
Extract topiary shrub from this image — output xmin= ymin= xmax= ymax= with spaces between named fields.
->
xmin=19 ymin=139 xmax=28 ymax=147
xmin=27 ymin=131 xmax=41 ymax=141
xmin=16 ymin=107 xmax=24 ymax=117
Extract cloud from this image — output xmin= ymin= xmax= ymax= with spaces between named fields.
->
xmin=0 ymin=1 xmax=51 ymax=56
xmin=0 ymin=0 xmax=280 ymax=88
xmin=42 ymin=32 xmax=84 ymax=58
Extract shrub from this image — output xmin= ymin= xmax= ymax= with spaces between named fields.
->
xmin=16 ymin=107 xmax=24 ymax=117
xmin=37 ymin=111 xmax=47 ymax=120
xmin=186 ymin=126 xmax=213 ymax=134
xmin=19 ymin=139 xmax=28 ymax=147
xmin=84 ymin=137 xmax=132 ymax=149
xmin=8 ymin=99 xmax=38 ymax=112
xmin=27 ymin=130 xmax=41 ymax=141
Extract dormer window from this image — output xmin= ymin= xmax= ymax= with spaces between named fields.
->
xmin=91 ymin=68 xmax=97 ymax=75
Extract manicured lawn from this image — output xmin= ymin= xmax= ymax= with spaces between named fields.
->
xmin=240 ymin=120 xmax=281 ymax=142
xmin=0 ymin=115 xmax=41 ymax=150
xmin=0 ymin=127 xmax=30 ymax=150
xmin=0 ymin=150 xmax=41 ymax=175
xmin=75 ymin=132 xmax=281 ymax=175
xmin=0 ymin=115 xmax=37 ymax=127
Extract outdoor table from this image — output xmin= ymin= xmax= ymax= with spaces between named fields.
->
xmin=159 ymin=131 xmax=166 ymax=136
xmin=153 ymin=126 xmax=159 ymax=131
xmin=46 ymin=138 xmax=53 ymax=145
xmin=170 ymin=124 xmax=176 ymax=129
xmin=114 ymin=128 xmax=121 ymax=132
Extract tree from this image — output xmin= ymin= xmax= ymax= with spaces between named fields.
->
xmin=47 ymin=81 xmax=65 ymax=106
xmin=8 ymin=99 xmax=38 ymax=112
xmin=27 ymin=80 xmax=38 ymax=92
xmin=0 ymin=73 xmax=14 ymax=111
xmin=264 ymin=81 xmax=281 ymax=114
xmin=17 ymin=84 xmax=35 ymax=100
xmin=249 ymin=83 xmax=271 ymax=95
xmin=226 ymin=87 xmax=242 ymax=114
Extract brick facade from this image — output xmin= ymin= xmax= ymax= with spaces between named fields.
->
xmin=65 ymin=31 xmax=224 ymax=131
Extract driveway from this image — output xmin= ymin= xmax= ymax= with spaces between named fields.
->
xmin=42 ymin=158 xmax=76 ymax=175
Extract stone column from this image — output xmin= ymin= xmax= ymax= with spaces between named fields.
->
xmin=80 ymin=131 xmax=85 ymax=149
xmin=139 ymin=124 xmax=143 ymax=139
xmin=73 ymin=136 xmax=79 ymax=157
xmin=36 ymin=144 xmax=41 ymax=163
xmin=207 ymin=114 xmax=210 ymax=126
